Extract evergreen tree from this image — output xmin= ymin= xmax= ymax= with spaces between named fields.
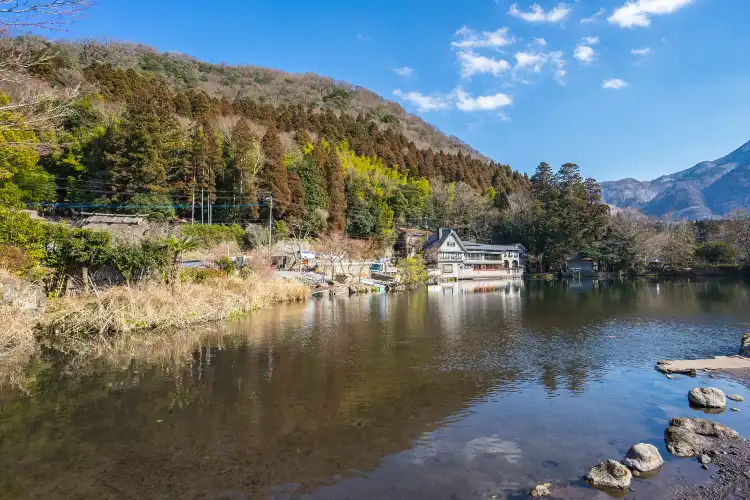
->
xmin=260 ymin=125 xmax=291 ymax=216
xmin=326 ymin=149 xmax=347 ymax=232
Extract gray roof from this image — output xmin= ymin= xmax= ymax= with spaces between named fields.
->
xmin=463 ymin=242 xmax=523 ymax=252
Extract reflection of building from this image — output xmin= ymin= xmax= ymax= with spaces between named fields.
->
xmin=423 ymin=228 xmax=525 ymax=281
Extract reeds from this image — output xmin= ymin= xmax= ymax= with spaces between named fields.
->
xmin=38 ymin=275 xmax=309 ymax=341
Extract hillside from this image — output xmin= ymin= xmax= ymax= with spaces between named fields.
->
xmin=601 ymin=140 xmax=750 ymax=219
xmin=46 ymin=39 xmax=487 ymax=161
xmin=1 ymin=37 xmax=528 ymax=241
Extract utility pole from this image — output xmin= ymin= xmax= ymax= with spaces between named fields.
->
xmin=267 ymin=195 xmax=273 ymax=257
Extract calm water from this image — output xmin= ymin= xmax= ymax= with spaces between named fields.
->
xmin=2 ymin=279 xmax=750 ymax=499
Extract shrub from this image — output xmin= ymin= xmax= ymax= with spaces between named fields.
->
xmin=108 ymin=241 xmax=170 ymax=284
xmin=180 ymin=268 xmax=225 ymax=284
xmin=179 ymin=224 xmax=246 ymax=249
xmin=215 ymin=256 xmax=236 ymax=274
xmin=397 ymin=255 xmax=429 ymax=289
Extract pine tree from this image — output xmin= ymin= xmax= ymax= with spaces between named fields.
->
xmin=260 ymin=124 xmax=291 ymax=216
xmin=326 ymin=149 xmax=347 ymax=232
xmin=286 ymin=171 xmax=307 ymax=219
xmin=229 ymin=118 xmax=261 ymax=218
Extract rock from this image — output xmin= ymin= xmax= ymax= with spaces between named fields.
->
xmin=584 ymin=459 xmax=632 ymax=491
xmin=698 ymin=454 xmax=712 ymax=465
xmin=665 ymin=418 xmax=740 ymax=457
xmin=632 ymin=470 xmax=641 ymax=477
xmin=656 ymin=361 xmax=697 ymax=376
xmin=666 ymin=374 xmax=674 ymax=379
xmin=741 ymin=332 xmax=750 ymax=357
xmin=727 ymin=394 xmax=744 ymax=402
xmin=688 ymin=387 xmax=727 ymax=409
xmin=529 ymin=482 xmax=551 ymax=497
xmin=702 ymin=464 xmax=709 ymax=470
xmin=732 ymin=408 xmax=741 ymax=412
xmin=623 ymin=443 xmax=664 ymax=472
xmin=0 ymin=275 xmax=46 ymax=313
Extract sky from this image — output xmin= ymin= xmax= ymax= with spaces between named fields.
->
xmin=49 ymin=0 xmax=750 ymax=182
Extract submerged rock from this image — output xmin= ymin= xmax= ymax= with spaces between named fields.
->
xmin=585 ymin=459 xmax=632 ymax=491
xmin=698 ymin=454 xmax=712 ymax=465
xmin=688 ymin=387 xmax=727 ymax=409
xmin=623 ymin=443 xmax=664 ymax=472
xmin=727 ymin=394 xmax=744 ymax=402
xmin=665 ymin=418 xmax=740 ymax=457
xmin=529 ymin=482 xmax=551 ymax=497
xmin=741 ymin=332 xmax=750 ymax=357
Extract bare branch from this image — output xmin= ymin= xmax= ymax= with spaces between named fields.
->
xmin=0 ymin=0 xmax=92 ymax=33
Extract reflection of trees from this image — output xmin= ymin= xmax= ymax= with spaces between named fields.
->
xmin=1 ymin=279 xmax=749 ymax=498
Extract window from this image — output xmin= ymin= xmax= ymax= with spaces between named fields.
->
xmin=442 ymin=264 xmax=453 ymax=274
xmin=446 ymin=240 xmax=456 ymax=247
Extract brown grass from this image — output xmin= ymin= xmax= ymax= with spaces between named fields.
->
xmin=0 ymin=272 xmax=42 ymax=389
xmin=38 ymin=275 xmax=309 ymax=342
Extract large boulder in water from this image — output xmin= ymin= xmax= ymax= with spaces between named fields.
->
xmin=741 ymin=332 xmax=750 ymax=357
xmin=688 ymin=387 xmax=726 ymax=409
xmin=584 ymin=459 xmax=632 ymax=490
xmin=623 ymin=443 xmax=664 ymax=472
xmin=665 ymin=418 xmax=739 ymax=457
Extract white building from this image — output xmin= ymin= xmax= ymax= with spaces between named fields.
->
xmin=423 ymin=228 xmax=526 ymax=281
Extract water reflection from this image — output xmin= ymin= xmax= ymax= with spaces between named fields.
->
xmin=0 ymin=279 xmax=750 ymax=499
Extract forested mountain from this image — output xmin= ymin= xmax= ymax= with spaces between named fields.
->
xmin=3 ymin=37 xmax=530 ymax=242
xmin=601 ymin=140 xmax=750 ymax=219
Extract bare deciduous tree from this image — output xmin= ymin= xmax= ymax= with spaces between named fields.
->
xmin=0 ymin=1 xmax=91 ymax=141
xmin=726 ymin=211 xmax=750 ymax=262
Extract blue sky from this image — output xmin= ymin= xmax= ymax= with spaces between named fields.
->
xmin=52 ymin=0 xmax=750 ymax=181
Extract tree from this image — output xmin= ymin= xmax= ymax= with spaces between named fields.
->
xmin=285 ymin=213 xmax=325 ymax=271
xmin=726 ymin=211 xmax=750 ymax=262
xmin=226 ymin=118 xmax=262 ymax=219
xmin=260 ymin=124 xmax=291 ymax=216
xmin=695 ymin=242 xmax=736 ymax=265
xmin=397 ymin=255 xmax=429 ymax=289
xmin=325 ymin=148 xmax=346 ymax=232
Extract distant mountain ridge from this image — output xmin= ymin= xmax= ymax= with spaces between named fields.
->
xmin=600 ymin=140 xmax=750 ymax=219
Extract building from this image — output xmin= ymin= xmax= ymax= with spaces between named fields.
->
xmin=423 ymin=228 xmax=526 ymax=281
xmin=564 ymin=252 xmax=599 ymax=277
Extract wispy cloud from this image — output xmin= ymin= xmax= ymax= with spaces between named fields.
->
xmin=393 ymin=87 xmax=513 ymax=113
xmin=580 ymin=7 xmax=605 ymax=23
xmin=499 ymin=111 xmax=512 ymax=122
xmin=609 ymin=0 xmax=695 ymax=28
xmin=513 ymin=49 xmax=567 ymax=84
xmin=356 ymin=32 xmax=371 ymax=41
xmin=574 ymin=45 xmax=596 ymax=63
xmin=602 ymin=78 xmax=628 ymax=89
xmin=393 ymin=89 xmax=451 ymax=112
xmin=455 ymin=87 xmax=513 ymax=111
xmin=574 ymin=37 xmax=599 ymax=64
xmin=457 ymin=51 xmax=511 ymax=78
xmin=631 ymin=47 xmax=651 ymax=56
xmin=508 ymin=2 xmax=572 ymax=23
xmin=533 ymin=37 xmax=547 ymax=46
xmin=393 ymin=66 xmax=415 ymax=77
xmin=452 ymin=26 xmax=515 ymax=49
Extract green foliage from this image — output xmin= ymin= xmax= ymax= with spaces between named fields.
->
xmin=695 ymin=242 xmax=736 ymax=265
xmin=122 ymin=193 xmax=176 ymax=221
xmin=180 ymin=224 xmax=245 ymax=248
xmin=180 ymin=267 xmax=225 ymax=284
xmin=215 ymin=255 xmax=237 ymax=274
xmin=108 ymin=241 xmax=169 ymax=284
xmin=0 ymin=207 xmax=49 ymax=263
xmin=397 ymin=255 xmax=429 ymax=289
xmin=45 ymin=225 xmax=112 ymax=273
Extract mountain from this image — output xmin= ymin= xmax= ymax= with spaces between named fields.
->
xmin=46 ymin=39 xmax=488 ymax=161
xmin=600 ymin=140 xmax=750 ymax=219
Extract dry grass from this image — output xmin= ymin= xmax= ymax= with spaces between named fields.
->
xmin=38 ymin=275 xmax=309 ymax=342
xmin=0 ymin=272 xmax=42 ymax=389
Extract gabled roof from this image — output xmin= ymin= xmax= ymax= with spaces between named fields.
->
xmin=424 ymin=229 xmax=467 ymax=253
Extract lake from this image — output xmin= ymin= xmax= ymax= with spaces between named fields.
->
xmin=2 ymin=279 xmax=750 ymax=499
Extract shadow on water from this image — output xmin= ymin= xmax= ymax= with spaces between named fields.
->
xmin=1 ymin=279 xmax=750 ymax=499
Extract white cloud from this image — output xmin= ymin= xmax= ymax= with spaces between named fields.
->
xmin=533 ymin=37 xmax=547 ymax=46
xmin=631 ymin=47 xmax=651 ymax=56
xmin=499 ymin=111 xmax=511 ymax=122
xmin=580 ymin=7 xmax=605 ymax=23
xmin=602 ymin=78 xmax=628 ymax=89
xmin=508 ymin=2 xmax=572 ymax=23
xmin=574 ymin=45 xmax=596 ymax=63
xmin=393 ymin=87 xmax=513 ymax=113
xmin=609 ymin=0 xmax=695 ymax=28
xmin=513 ymin=49 xmax=566 ymax=84
xmin=393 ymin=67 xmax=415 ymax=77
xmin=582 ymin=36 xmax=600 ymax=45
xmin=393 ymin=89 xmax=451 ymax=112
xmin=455 ymin=87 xmax=513 ymax=111
xmin=457 ymin=51 xmax=511 ymax=78
xmin=452 ymin=26 xmax=515 ymax=49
